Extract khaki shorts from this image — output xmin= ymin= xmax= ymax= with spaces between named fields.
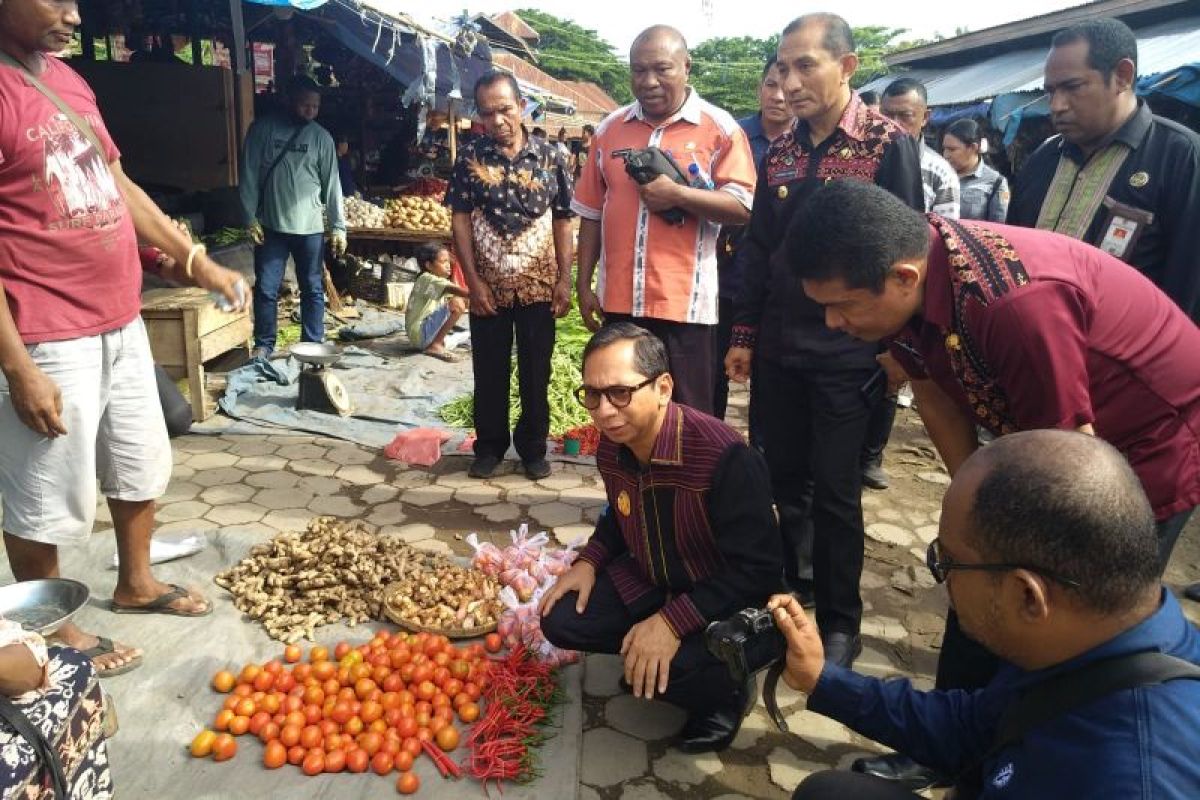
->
xmin=0 ymin=318 xmax=171 ymax=544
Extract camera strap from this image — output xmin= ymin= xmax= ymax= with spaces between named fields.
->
xmin=763 ymin=661 xmax=789 ymax=731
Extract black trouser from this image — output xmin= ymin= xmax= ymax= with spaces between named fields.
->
xmin=540 ymin=563 xmax=739 ymax=717
xmin=793 ymin=771 xmax=922 ymax=800
xmin=713 ymin=297 xmax=734 ymax=421
xmin=862 ymin=396 xmax=897 ymax=469
xmin=935 ymin=507 xmax=1197 ymax=691
xmin=604 ymin=314 xmax=715 ymax=415
xmin=469 ymin=302 xmax=553 ymax=463
xmin=755 ymin=359 xmax=874 ymax=635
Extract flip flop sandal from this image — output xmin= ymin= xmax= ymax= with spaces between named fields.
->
xmin=110 ymin=583 xmax=212 ymax=617
xmin=81 ymin=636 xmax=143 ymax=678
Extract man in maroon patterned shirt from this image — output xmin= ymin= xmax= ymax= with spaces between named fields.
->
xmin=539 ymin=323 xmax=784 ymax=753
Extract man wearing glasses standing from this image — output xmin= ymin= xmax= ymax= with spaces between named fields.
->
xmin=539 ymin=323 xmax=784 ymax=753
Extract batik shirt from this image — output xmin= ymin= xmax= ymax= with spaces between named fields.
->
xmin=447 ymin=134 xmax=574 ymax=307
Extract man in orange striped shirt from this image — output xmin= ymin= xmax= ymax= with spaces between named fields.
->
xmin=573 ymin=26 xmax=757 ymax=414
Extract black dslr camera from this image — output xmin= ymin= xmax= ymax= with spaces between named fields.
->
xmin=611 ymin=147 xmax=690 ymax=226
xmin=706 ymin=608 xmax=790 ymax=731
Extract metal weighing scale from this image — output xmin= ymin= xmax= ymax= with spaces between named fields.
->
xmin=290 ymin=342 xmax=354 ymax=416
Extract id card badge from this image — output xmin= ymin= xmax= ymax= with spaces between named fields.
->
xmin=1099 ymin=196 xmax=1154 ymax=262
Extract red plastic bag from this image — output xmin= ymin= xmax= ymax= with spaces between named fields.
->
xmin=384 ymin=427 xmax=452 ymax=466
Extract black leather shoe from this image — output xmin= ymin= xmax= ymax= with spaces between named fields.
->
xmin=851 ymin=753 xmax=951 ymax=791
xmin=823 ymin=632 xmax=862 ymax=668
xmin=523 ymin=458 xmax=552 ymax=480
xmin=1185 ymin=583 xmax=1200 ymax=603
xmin=468 ymin=455 xmax=500 ymax=478
xmin=861 ymin=463 xmax=890 ymax=490
xmin=674 ymin=677 xmax=755 ymax=754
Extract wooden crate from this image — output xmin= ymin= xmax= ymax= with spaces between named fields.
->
xmin=140 ymin=288 xmax=252 ymax=421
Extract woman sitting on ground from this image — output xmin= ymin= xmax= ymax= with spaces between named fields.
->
xmin=405 ymin=243 xmax=469 ymax=362
xmin=941 ymin=119 xmax=1010 ymax=222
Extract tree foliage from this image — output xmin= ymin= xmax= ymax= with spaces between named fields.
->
xmin=514 ymin=9 xmax=632 ymax=104
xmin=689 ymin=35 xmax=779 ymax=118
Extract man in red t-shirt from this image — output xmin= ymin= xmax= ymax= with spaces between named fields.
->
xmin=0 ymin=1 xmax=246 ymax=676
xmin=787 ymin=179 xmax=1200 ymax=788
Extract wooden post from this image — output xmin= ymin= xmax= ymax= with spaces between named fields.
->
xmin=229 ymin=0 xmax=248 ymax=148
xmin=448 ymin=108 xmax=457 ymax=165
xmin=188 ymin=0 xmax=203 ymax=65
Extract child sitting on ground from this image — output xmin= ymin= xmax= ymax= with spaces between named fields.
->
xmin=406 ymin=243 xmax=469 ymax=361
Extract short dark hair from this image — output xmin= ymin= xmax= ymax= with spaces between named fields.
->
xmin=415 ymin=242 xmax=448 ymax=270
xmin=1051 ymin=17 xmax=1138 ymax=81
xmin=286 ymin=75 xmax=320 ymax=99
xmin=944 ymin=118 xmax=984 ymax=149
xmin=473 ymin=70 xmax=522 ymax=105
xmin=859 ymin=89 xmax=880 ymax=106
xmin=531 ymin=127 xmax=547 ymax=138
xmin=781 ymin=14 xmax=855 ymax=57
xmin=968 ymin=431 xmax=1160 ymax=615
xmin=761 ymin=54 xmax=778 ymax=80
xmin=883 ymin=77 xmax=927 ymax=104
xmin=582 ymin=323 xmax=669 ymax=379
xmin=582 ymin=124 xmax=595 ymax=135
xmin=786 ymin=180 xmax=929 ymax=292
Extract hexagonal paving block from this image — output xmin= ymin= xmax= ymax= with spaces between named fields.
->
xmin=308 ymin=495 xmax=361 ymax=518
xmin=860 ymin=615 xmax=908 ymax=643
xmin=486 ymin=473 xmax=532 ymax=489
xmin=159 ymin=481 xmax=202 ymax=504
xmin=583 ymin=653 xmax=624 ymax=698
xmin=191 ymin=467 xmax=248 ymax=488
xmin=298 ymin=476 xmax=343 ymax=496
xmin=226 ymin=440 xmax=277 ymax=458
xmin=580 ymin=728 xmax=648 ymax=787
xmin=399 ymin=485 xmax=455 ymax=508
xmin=433 ymin=472 xmax=479 ymax=489
xmin=324 ymin=446 xmax=376 ymax=466
xmin=276 ymin=443 xmax=328 ymax=461
xmin=390 ymin=523 xmax=436 ymax=543
xmin=236 ymin=455 xmax=288 ymax=473
xmin=361 ymin=485 xmax=398 ymax=505
xmin=583 ymin=505 xmax=605 ymax=524
xmin=865 ymin=523 xmax=914 ymax=547
xmin=200 ymin=484 xmax=256 ymax=505
xmin=246 ymin=471 xmax=299 ymax=490
xmin=454 ymin=485 xmax=503 ymax=506
xmin=476 ymin=503 xmax=522 ymax=524
xmin=537 ymin=473 xmax=583 ymax=491
xmin=255 ymin=487 xmax=317 ymax=511
xmin=558 ymin=486 xmax=609 ymax=507
xmin=605 ymin=695 xmax=686 ymax=741
xmin=157 ymin=500 xmax=211 ymax=522
xmin=291 ymin=459 xmax=338 ymax=477
xmin=730 ymin=709 xmax=771 ymax=750
xmin=205 ymin=504 xmax=266 ymax=526
xmin=187 ymin=452 xmax=240 ymax=470
xmin=506 ymin=485 xmax=559 ymax=506
xmin=767 ymin=746 xmax=826 ymax=791
xmin=412 ymin=538 xmax=452 ymax=555
xmin=336 ymin=464 xmax=387 ymax=486
xmin=175 ymin=436 xmax=232 ymax=454
xmin=171 ymin=464 xmax=196 ymax=481
xmin=552 ymin=523 xmax=593 ymax=547
xmin=618 ymin=781 xmax=670 ymax=800
xmin=391 ymin=471 xmax=433 ymax=489
xmin=651 ymin=748 xmax=723 ymax=786
xmin=260 ymin=508 xmax=315 ymax=532
xmin=529 ymin=501 xmax=581 ymax=528
xmin=367 ymin=503 xmax=407 ymax=527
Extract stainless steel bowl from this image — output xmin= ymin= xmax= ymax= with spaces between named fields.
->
xmin=0 ymin=579 xmax=90 ymax=635
xmin=289 ymin=342 xmax=341 ymax=366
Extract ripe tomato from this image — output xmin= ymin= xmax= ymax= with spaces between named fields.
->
xmin=415 ymin=710 xmax=431 ymax=729
xmin=303 ymin=685 xmax=324 ymax=706
xmin=411 ymin=664 xmax=433 ymax=685
xmin=222 ymin=696 xmax=240 ymax=713
xmin=329 ymin=701 xmax=353 ymax=725
xmin=399 ymin=663 xmax=416 ymax=683
xmin=463 ymin=682 xmax=481 ymax=701
xmin=432 ymin=653 xmax=451 ymax=669
xmin=483 ymin=633 xmax=502 ymax=653
xmin=263 ymin=740 xmax=287 ymax=769
xmin=252 ymin=671 xmax=274 ymax=693
xmin=324 ymin=733 xmax=346 ymax=753
xmin=449 ymin=659 xmax=471 ymax=680
xmin=382 ymin=672 xmax=404 ymax=693
xmin=414 ymin=680 xmax=436 ymax=701
xmin=435 ymin=725 xmax=460 ymax=752
xmin=212 ymin=733 xmax=237 ymax=762
xmin=248 ymin=711 xmax=271 ymax=736
xmin=279 ymin=724 xmax=302 ymax=748
xmin=293 ymin=663 xmax=312 ymax=682
xmin=396 ymin=771 xmax=420 ymax=794
xmin=325 ymin=748 xmax=346 ymax=773
xmin=312 ymin=661 xmax=336 ymax=682
xmin=395 ymin=716 xmax=419 ymax=739
xmin=212 ymin=670 xmax=236 ymax=693
xmin=401 ymin=737 xmax=422 ymax=758
xmin=239 ymin=664 xmax=262 ymax=684
xmin=319 ymin=719 xmax=339 ymax=737
xmin=443 ymin=678 xmax=463 ymax=698
xmin=232 ymin=684 xmax=253 ymax=698
xmin=263 ymin=659 xmax=284 ymax=675
xmin=371 ymin=751 xmax=394 ymax=776
xmin=214 ymin=709 xmax=235 ymax=732
xmin=394 ymin=750 xmax=414 ymax=772
xmin=344 ymin=716 xmax=364 ymax=736
xmin=229 ymin=716 xmax=251 ymax=736
xmin=260 ymin=693 xmax=282 ymax=714
xmin=389 ymin=647 xmax=411 ymax=668
xmin=259 ymin=722 xmax=281 ymax=744
xmin=360 ymin=700 xmax=383 ymax=724
xmin=283 ymin=710 xmax=306 ymax=729
xmin=334 ymin=641 xmax=352 ymax=661
xmin=355 ymin=678 xmax=377 ymax=700
xmin=428 ymin=717 xmax=448 ymax=736
xmin=432 ymin=706 xmax=455 ymax=724
xmin=284 ymin=645 xmax=302 ymax=663
xmin=302 ymin=750 xmax=325 ymax=776
xmin=190 ymin=729 xmax=217 ymax=758
xmin=359 ymin=731 xmax=383 ymax=756
xmin=287 ymin=745 xmax=307 ymax=766
xmin=234 ymin=698 xmax=256 ymax=718
xmin=310 ymin=646 xmax=330 ymax=663
xmin=299 ymin=725 xmax=323 ymax=750
xmin=371 ymin=665 xmax=391 ymax=685
xmin=381 ymin=736 xmax=402 ymax=757
xmin=346 ymin=747 xmax=370 ymax=773
xmin=431 ymin=693 xmax=451 ymax=709
xmin=457 ymin=702 xmax=480 ymax=723
xmin=323 ymin=678 xmax=341 ymax=698
xmin=302 ymin=704 xmax=322 ymax=725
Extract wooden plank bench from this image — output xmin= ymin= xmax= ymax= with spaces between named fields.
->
xmin=140 ymin=287 xmax=252 ymax=421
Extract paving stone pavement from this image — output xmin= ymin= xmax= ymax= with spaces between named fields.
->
xmin=81 ymin=381 xmax=1200 ymax=799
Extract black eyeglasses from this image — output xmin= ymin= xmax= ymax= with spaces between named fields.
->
xmin=574 ymin=375 xmax=659 ymax=410
xmin=926 ymin=538 xmax=1081 ymax=589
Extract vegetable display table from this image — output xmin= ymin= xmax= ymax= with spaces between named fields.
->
xmin=140 ymin=287 xmax=251 ymax=421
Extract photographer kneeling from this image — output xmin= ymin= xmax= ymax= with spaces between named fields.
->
xmin=769 ymin=430 xmax=1200 ymax=799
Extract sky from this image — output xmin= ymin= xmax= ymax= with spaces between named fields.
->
xmin=403 ymin=0 xmax=1088 ymax=55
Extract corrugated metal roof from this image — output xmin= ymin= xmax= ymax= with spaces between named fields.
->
xmin=862 ymin=15 xmax=1200 ymax=105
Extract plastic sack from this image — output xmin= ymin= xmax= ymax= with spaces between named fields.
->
xmin=383 ymin=427 xmax=452 ymax=466
xmin=466 ymin=533 xmax=505 ymax=577
xmin=498 ymin=584 xmax=578 ymax=667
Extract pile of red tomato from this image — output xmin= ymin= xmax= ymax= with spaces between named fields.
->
xmin=191 ymin=629 xmax=504 ymax=794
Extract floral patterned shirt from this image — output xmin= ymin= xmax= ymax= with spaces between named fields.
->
xmin=448 ymin=134 xmax=575 ymax=307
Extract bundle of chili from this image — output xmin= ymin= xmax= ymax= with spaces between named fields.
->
xmin=463 ymin=646 xmax=562 ymax=794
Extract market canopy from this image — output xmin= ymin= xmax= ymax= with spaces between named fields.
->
xmin=245 ymin=0 xmax=493 ymax=110
xmin=860 ymin=15 xmax=1200 ymax=108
